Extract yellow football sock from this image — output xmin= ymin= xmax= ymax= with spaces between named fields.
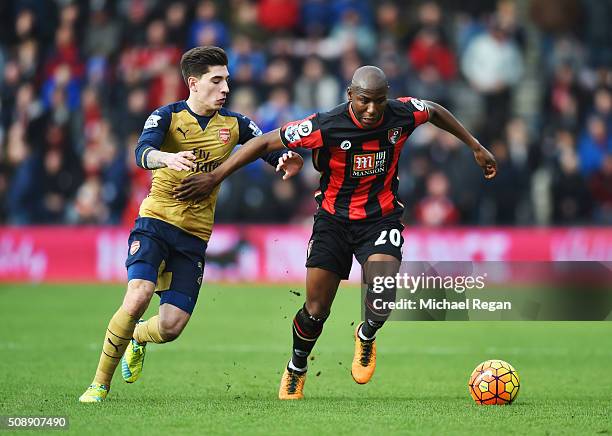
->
xmin=93 ymin=307 xmax=138 ymax=387
xmin=133 ymin=315 xmax=165 ymax=344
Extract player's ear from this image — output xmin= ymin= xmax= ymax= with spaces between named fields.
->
xmin=347 ymin=87 xmax=352 ymax=101
xmin=188 ymin=76 xmax=198 ymax=92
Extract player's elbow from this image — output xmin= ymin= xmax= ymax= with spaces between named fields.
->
xmin=135 ymin=144 xmax=152 ymax=169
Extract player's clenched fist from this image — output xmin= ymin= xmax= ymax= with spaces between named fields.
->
xmin=473 ymin=145 xmax=497 ymax=179
xmin=162 ymin=150 xmax=196 ymax=171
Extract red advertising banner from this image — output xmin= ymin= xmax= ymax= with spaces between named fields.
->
xmin=0 ymin=226 xmax=611 ymax=283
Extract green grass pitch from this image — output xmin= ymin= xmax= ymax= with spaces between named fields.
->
xmin=1 ymin=283 xmax=610 ymax=435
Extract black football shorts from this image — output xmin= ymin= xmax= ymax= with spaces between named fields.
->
xmin=305 ymin=210 xmax=404 ymax=279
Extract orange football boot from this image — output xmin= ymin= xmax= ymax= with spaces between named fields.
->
xmin=351 ymin=322 xmax=377 ymax=384
xmin=278 ymin=365 xmax=307 ymax=400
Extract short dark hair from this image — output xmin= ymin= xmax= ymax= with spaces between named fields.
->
xmin=180 ymin=46 xmax=228 ymax=84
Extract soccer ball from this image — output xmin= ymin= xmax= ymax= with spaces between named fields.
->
xmin=468 ymin=359 xmax=520 ymax=405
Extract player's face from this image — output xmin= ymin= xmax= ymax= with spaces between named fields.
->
xmin=348 ymin=87 xmax=388 ymax=128
xmin=189 ymin=65 xmax=230 ymax=113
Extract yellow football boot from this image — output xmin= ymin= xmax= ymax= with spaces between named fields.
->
xmin=121 ymin=339 xmax=146 ymax=383
xmin=79 ymin=383 xmax=109 ymax=403
xmin=351 ymin=322 xmax=377 ymax=384
xmin=278 ymin=365 xmax=307 ymax=400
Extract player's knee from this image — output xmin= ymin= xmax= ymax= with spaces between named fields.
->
xmin=123 ymin=279 xmax=155 ymax=317
xmin=305 ymin=300 xmax=331 ymax=320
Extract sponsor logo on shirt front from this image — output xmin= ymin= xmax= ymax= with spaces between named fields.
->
xmin=351 ymin=151 xmax=387 ymax=177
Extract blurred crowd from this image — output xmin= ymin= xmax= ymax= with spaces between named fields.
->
xmin=0 ymin=0 xmax=611 ymax=227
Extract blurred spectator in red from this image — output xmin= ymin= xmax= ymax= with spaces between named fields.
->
xmin=408 ymin=27 xmax=456 ymax=82
xmin=43 ymin=25 xmax=84 ymax=85
xmin=414 ymin=171 xmax=459 ymax=226
xmin=258 ymin=0 xmax=300 ymax=33
xmin=407 ymin=26 xmax=456 ymax=107
xmin=148 ymin=64 xmax=187 ymax=111
xmin=119 ymin=19 xmax=181 ymax=87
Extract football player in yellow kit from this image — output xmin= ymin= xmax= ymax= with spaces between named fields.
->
xmin=79 ymin=46 xmax=303 ymax=402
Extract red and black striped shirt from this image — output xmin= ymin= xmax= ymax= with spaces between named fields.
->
xmin=279 ymin=97 xmax=429 ymax=221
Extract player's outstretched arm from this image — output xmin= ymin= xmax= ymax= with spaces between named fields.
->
xmin=424 ymin=100 xmax=497 ymax=179
xmin=173 ymin=129 xmax=285 ymax=201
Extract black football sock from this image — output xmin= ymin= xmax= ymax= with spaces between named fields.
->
xmin=361 ymin=284 xmax=395 ymax=340
xmin=290 ymin=304 xmax=328 ymax=371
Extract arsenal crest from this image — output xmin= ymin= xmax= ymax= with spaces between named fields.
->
xmin=130 ymin=240 xmax=140 ymax=255
xmin=388 ymin=127 xmax=402 ymax=144
xmin=218 ymin=128 xmax=231 ymax=144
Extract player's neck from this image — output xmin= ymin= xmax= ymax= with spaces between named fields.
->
xmin=185 ymin=97 xmax=216 ymax=117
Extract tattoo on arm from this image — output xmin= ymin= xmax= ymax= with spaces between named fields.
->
xmin=145 ymin=149 xmax=167 ymax=169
